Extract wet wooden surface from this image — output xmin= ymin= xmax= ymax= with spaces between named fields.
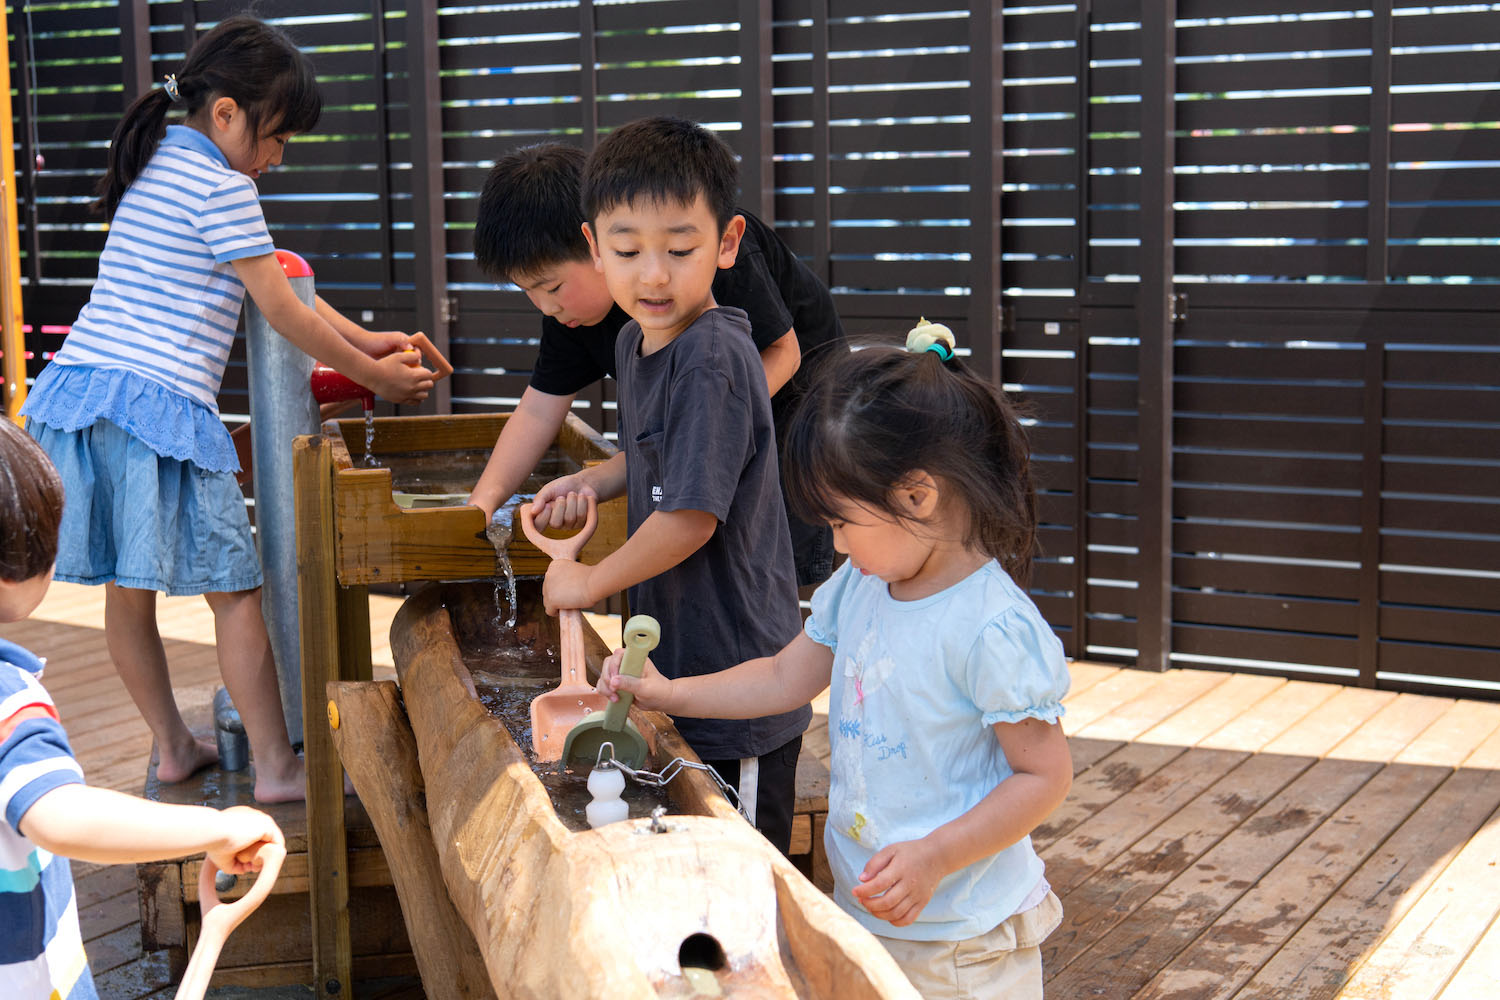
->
xmin=14 ymin=581 xmax=1500 ymax=999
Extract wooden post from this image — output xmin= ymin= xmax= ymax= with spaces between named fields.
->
xmin=327 ymin=681 xmax=495 ymax=1000
xmin=969 ymin=0 xmax=1004 ymax=385
xmin=1135 ymin=1 xmax=1177 ymax=672
xmin=0 ymin=3 xmax=27 ymax=421
xmin=738 ymin=0 xmax=774 ymax=223
xmin=293 ymin=435 xmax=353 ymax=999
xmin=407 ymin=0 xmax=451 ymax=415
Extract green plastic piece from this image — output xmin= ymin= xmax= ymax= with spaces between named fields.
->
xmin=562 ymin=614 xmax=660 ymax=769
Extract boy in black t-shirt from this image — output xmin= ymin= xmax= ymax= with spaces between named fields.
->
xmin=527 ymin=117 xmax=808 ymax=854
xmin=469 ymin=143 xmax=842 ymax=587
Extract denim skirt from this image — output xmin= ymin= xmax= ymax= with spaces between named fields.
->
xmin=28 ymin=418 xmax=263 ymax=596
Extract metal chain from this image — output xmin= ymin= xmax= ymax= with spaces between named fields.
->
xmin=593 ymin=742 xmax=747 ymax=821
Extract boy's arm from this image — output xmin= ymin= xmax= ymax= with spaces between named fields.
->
xmin=540 ymin=506 xmax=715 ymax=613
xmin=468 ymin=387 xmax=576 ymax=520
xmin=760 ymin=328 xmax=801 ymax=396
xmin=19 ymin=784 xmax=284 ymax=873
xmin=233 ymin=254 xmax=434 ymax=405
xmin=851 ymin=717 xmax=1073 ymax=927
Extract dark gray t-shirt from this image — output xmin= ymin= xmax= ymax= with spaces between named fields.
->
xmin=616 ymin=306 xmax=809 ymax=759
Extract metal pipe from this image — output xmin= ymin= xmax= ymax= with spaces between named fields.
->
xmin=245 ymin=249 xmax=320 ymax=744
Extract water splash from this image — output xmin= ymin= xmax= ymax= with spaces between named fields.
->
xmin=363 ymin=406 xmax=379 ymax=467
xmin=485 ymin=497 xmax=524 ymax=629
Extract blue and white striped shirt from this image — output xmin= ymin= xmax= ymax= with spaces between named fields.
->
xmin=0 ymin=638 xmax=95 ymax=1000
xmin=50 ymin=125 xmax=274 ymax=411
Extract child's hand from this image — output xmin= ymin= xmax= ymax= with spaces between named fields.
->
xmin=541 ymin=557 xmax=594 ymax=614
xmin=531 ymin=474 xmax=597 ymax=531
xmin=596 ymin=646 xmax=674 ymax=711
xmin=358 ymin=329 xmax=413 ymax=357
xmin=207 ymin=806 xmax=285 ymax=876
xmin=369 ymin=350 xmax=435 ymax=405
xmin=851 ymin=837 xmax=946 ymax=927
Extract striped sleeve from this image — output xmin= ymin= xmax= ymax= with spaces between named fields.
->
xmin=2 ymin=719 xmax=85 ymax=834
xmin=194 ymin=172 xmax=274 ymax=263
xmin=1 ymin=670 xmax=84 ymax=834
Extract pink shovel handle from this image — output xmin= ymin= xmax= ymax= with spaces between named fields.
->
xmin=519 ymin=495 xmax=598 ymax=562
xmin=177 ymin=843 xmax=287 ymax=1000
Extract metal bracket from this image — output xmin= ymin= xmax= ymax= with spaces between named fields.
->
xmin=1171 ymin=291 xmax=1188 ymax=324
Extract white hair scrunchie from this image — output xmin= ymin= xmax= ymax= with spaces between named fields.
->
xmin=906 ymin=317 xmax=956 ymax=361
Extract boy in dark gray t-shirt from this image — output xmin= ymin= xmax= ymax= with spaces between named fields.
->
xmin=613 ymin=306 xmax=805 ymax=761
xmin=530 ymin=117 xmax=807 ymax=853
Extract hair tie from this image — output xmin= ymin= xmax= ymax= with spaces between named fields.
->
xmin=163 ymin=74 xmax=182 ymax=103
xmin=906 ymin=317 xmax=955 ymax=361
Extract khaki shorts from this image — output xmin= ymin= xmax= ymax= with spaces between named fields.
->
xmin=873 ymin=891 xmax=1063 ymax=1000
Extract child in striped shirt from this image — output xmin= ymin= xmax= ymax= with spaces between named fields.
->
xmin=1 ymin=418 xmax=284 ymax=1000
xmin=20 ymin=16 xmax=434 ymax=802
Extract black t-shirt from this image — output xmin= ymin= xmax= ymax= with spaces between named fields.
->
xmin=616 ymin=306 xmax=809 ymax=760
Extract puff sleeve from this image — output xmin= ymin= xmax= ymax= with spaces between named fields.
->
xmin=964 ymin=603 xmax=1070 ymax=728
xmin=804 ymin=560 xmax=859 ymax=649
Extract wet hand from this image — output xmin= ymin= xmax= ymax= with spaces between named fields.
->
xmin=371 ymin=350 xmax=434 ymax=405
xmin=531 ymin=476 xmax=597 ymax=531
xmin=852 ymin=837 xmax=944 ymax=927
xmin=596 ymin=647 xmax=673 ymax=710
xmin=542 ymin=557 xmax=594 ymax=614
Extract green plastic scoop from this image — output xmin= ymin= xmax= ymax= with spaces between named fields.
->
xmin=562 ymin=614 xmax=660 ymax=769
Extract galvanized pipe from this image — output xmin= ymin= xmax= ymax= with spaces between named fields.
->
xmin=244 ymin=249 xmax=320 ymax=745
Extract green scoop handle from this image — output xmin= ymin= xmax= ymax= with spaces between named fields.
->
xmin=602 ymin=615 xmax=660 ymax=732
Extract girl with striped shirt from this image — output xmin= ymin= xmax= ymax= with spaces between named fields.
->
xmin=21 ymin=16 xmax=433 ymax=802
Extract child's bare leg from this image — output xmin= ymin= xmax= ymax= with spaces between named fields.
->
xmin=104 ymin=582 xmax=219 ymax=782
xmin=205 ymin=587 xmax=305 ymax=803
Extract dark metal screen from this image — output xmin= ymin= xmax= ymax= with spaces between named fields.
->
xmin=11 ymin=1 xmax=1499 ymax=698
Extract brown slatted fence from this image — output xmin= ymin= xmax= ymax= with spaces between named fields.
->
xmin=10 ymin=0 xmax=1499 ymax=697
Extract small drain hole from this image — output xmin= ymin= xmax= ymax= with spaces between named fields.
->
xmin=679 ymin=932 xmax=727 ymax=972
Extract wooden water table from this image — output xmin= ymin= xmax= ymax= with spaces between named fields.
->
xmin=293 ymin=410 xmax=627 ymax=996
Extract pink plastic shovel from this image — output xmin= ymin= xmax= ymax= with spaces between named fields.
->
xmin=175 ymin=842 xmax=287 ymax=1000
xmin=519 ymin=496 xmax=609 ymax=763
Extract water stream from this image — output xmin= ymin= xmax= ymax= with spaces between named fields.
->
xmin=362 ymin=405 xmax=378 ymax=466
xmin=485 ymin=498 xmax=523 ymax=629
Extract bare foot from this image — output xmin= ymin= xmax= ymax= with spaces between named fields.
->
xmin=252 ymin=755 xmax=307 ymax=804
xmin=156 ymin=735 xmax=220 ymax=783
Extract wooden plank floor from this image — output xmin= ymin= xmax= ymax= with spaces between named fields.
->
xmin=10 ymin=582 xmax=1500 ymax=999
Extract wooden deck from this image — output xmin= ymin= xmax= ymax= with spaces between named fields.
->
xmin=11 ymin=581 xmax=1500 ymax=999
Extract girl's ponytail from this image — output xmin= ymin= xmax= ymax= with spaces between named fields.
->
xmin=92 ymin=85 xmax=174 ymax=219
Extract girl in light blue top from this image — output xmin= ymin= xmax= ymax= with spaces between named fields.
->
xmin=21 ymin=17 xmax=433 ymax=802
xmin=598 ymin=320 xmax=1072 ymax=999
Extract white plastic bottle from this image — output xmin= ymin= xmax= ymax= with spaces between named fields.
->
xmin=586 ymin=765 xmax=628 ymax=828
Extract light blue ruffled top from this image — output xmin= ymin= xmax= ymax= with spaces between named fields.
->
xmin=804 ymin=558 xmax=1070 ymax=941
xmin=22 ymin=362 xmax=239 ymax=473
